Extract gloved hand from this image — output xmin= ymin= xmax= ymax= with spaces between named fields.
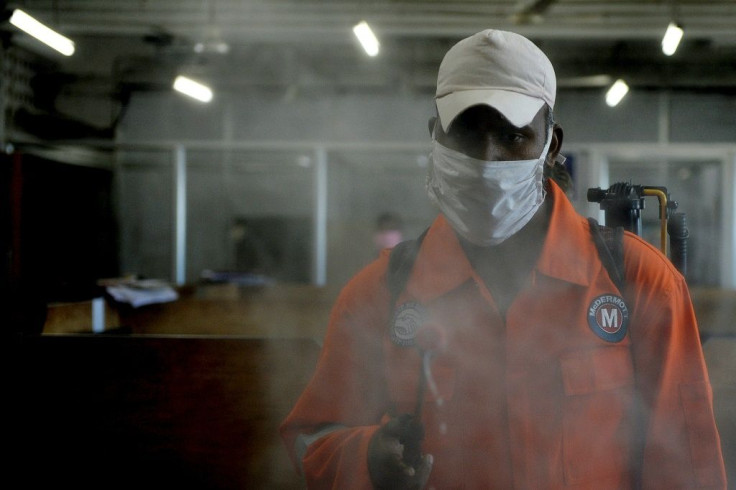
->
xmin=367 ymin=414 xmax=433 ymax=489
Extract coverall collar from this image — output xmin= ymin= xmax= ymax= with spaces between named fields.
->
xmin=406 ymin=181 xmax=594 ymax=303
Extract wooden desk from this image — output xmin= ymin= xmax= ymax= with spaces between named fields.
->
xmin=11 ymin=335 xmax=320 ymax=489
xmin=43 ymin=282 xmax=337 ymax=338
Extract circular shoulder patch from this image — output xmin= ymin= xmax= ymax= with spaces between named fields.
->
xmin=587 ymin=294 xmax=629 ymax=343
xmin=390 ymin=302 xmax=427 ymax=347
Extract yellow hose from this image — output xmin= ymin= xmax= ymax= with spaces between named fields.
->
xmin=643 ymin=188 xmax=668 ymax=255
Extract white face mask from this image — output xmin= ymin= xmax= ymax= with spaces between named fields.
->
xmin=426 ymin=132 xmax=552 ymax=246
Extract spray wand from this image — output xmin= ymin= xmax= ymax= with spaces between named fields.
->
xmin=414 ymin=326 xmax=446 ymax=417
xmin=401 ymin=323 xmax=447 ymax=467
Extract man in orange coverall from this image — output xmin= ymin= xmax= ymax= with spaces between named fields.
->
xmin=280 ymin=29 xmax=727 ymax=489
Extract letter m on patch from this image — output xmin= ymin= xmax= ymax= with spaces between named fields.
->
xmin=601 ymin=307 xmax=619 ymax=329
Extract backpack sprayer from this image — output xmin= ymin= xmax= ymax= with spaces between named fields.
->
xmin=587 ymin=182 xmax=690 ymax=276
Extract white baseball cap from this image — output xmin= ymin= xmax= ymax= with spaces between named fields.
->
xmin=435 ymin=29 xmax=556 ymax=131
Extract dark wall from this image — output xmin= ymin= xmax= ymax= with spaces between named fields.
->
xmin=13 ymin=153 xmax=118 ymax=301
xmin=1 ymin=152 xmax=118 ymax=335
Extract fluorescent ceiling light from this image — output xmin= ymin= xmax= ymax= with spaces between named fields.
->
xmin=9 ymin=9 xmax=75 ymax=56
xmin=353 ymin=21 xmax=380 ymax=57
xmin=605 ymin=79 xmax=629 ymax=107
xmin=661 ymin=22 xmax=684 ymax=56
xmin=194 ymin=41 xmax=230 ymax=54
xmin=173 ymin=75 xmax=213 ymax=103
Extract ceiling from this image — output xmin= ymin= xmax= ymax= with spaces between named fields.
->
xmin=2 ymin=1 xmax=736 ymax=140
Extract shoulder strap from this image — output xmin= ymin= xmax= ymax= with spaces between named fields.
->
xmin=587 ymin=217 xmax=626 ymax=292
xmin=387 ymin=228 xmax=429 ymax=309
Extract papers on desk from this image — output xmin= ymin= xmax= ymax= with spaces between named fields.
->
xmin=102 ymin=278 xmax=179 ymax=308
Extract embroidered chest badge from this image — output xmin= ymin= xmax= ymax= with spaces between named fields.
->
xmin=390 ymin=302 xmax=427 ymax=347
xmin=587 ymin=294 xmax=629 ymax=343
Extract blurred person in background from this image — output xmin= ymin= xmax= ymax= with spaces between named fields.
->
xmin=373 ymin=212 xmax=404 ymax=255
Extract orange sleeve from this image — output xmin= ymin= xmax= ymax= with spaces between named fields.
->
xmin=301 ymin=426 xmax=379 ymax=489
xmin=625 ymin=235 xmax=727 ymax=489
xmin=279 ymin=256 xmax=392 ymax=487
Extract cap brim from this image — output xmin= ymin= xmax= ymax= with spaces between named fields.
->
xmin=436 ymin=89 xmax=545 ymax=132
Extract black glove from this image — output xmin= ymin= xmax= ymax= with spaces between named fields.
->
xmin=367 ymin=414 xmax=433 ymax=490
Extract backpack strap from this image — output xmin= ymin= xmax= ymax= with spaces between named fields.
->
xmin=387 ymin=228 xmax=429 ymax=310
xmin=588 ymin=217 xmax=626 ymax=292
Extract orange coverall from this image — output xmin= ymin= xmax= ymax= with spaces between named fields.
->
xmin=280 ymin=182 xmax=726 ymax=489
